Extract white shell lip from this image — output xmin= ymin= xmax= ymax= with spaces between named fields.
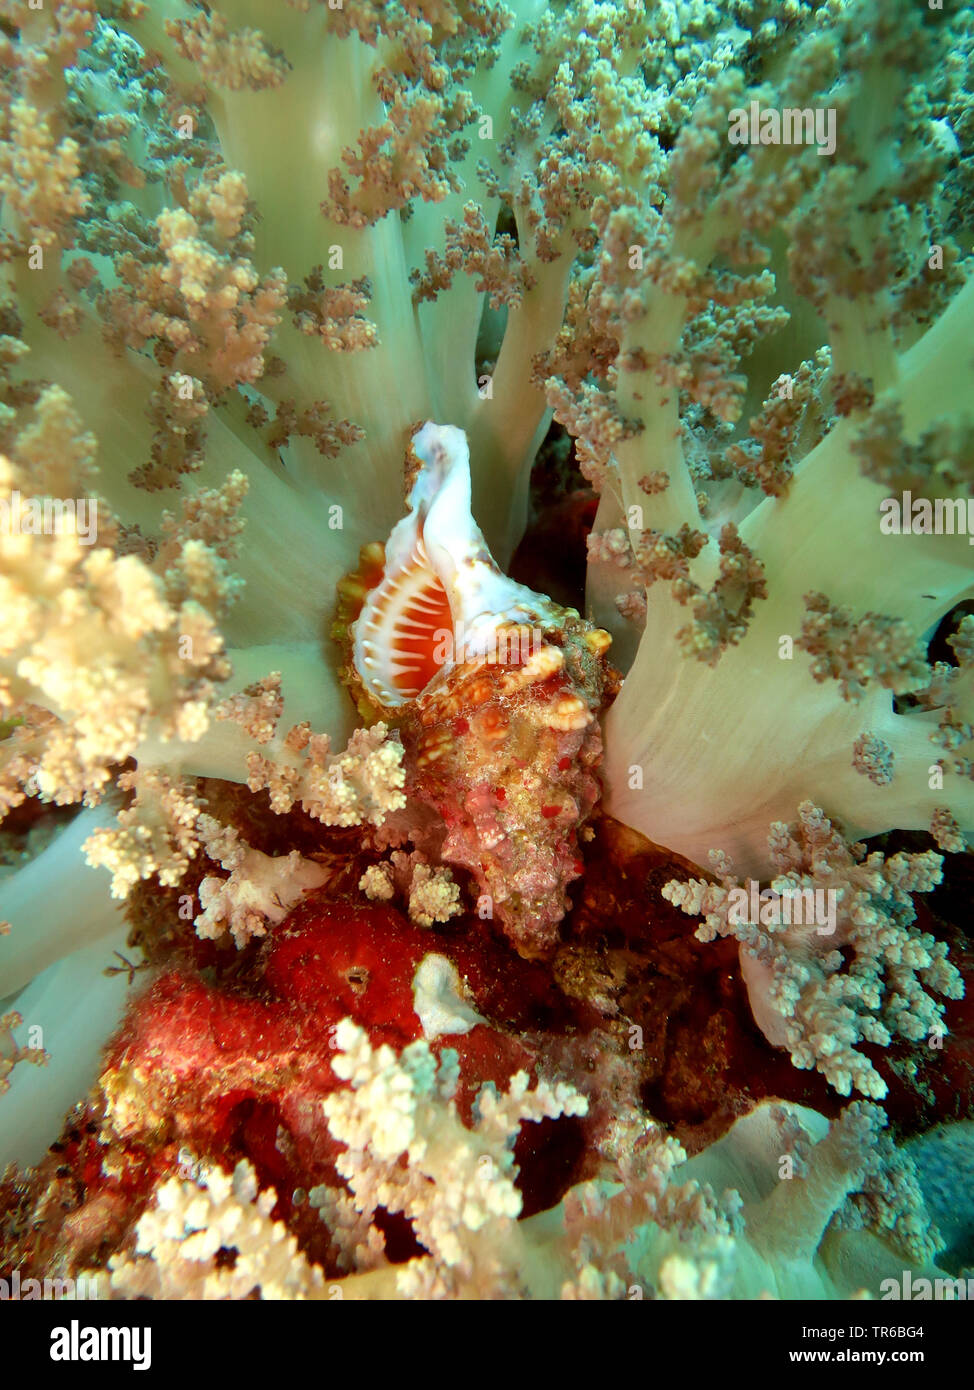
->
xmin=351 ymin=422 xmax=555 ymax=709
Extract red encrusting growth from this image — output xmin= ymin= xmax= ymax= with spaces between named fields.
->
xmin=32 ymin=898 xmax=596 ymax=1280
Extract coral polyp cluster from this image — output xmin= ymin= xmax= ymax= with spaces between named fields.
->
xmin=1 ymin=0 xmax=972 ymax=1308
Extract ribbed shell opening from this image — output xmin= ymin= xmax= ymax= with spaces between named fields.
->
xmin=356 ymin=537 xmax=455 ymax=706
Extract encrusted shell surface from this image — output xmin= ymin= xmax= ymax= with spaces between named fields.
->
xmin=344 ymin=422 xmax=615 ymax=959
